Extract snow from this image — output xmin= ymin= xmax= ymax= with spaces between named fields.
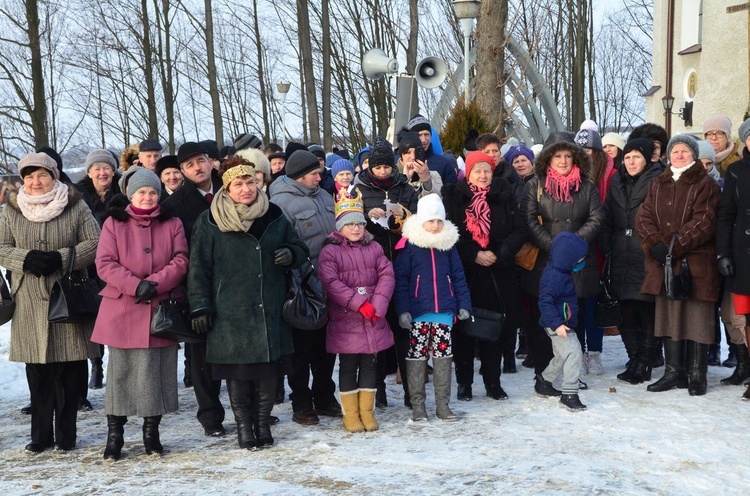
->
xmin=1 ymin=319 xmax=748 ymax=495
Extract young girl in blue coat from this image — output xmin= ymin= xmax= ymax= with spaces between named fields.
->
xmin=394 ymin=194 xmax=472 ymax=421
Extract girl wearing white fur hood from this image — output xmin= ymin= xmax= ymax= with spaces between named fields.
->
xmin=394 ymin=194 xmax=472 ymax=422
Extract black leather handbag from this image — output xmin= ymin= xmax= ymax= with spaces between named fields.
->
xmin=150 ymin=290 xmax=203 ymax=343
xmin=48 ymin=247 xmax=101 ymax=323
xmin=283 ymin=260 xmax=328 ymax=330
xmin=459 ymin=272 xmax=506 ymax=342
xmin=664 ymin=233 xmax=692 ymax=300
xmin=595 ymin=254 xmax=622 ymax=327
xmin=0 ymin=270 xmax=15 ymax=326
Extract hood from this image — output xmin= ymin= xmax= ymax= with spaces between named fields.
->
xmin=356 ymin=146 xmax=371 ymax=168
xmin=534 ymin=141 xmax=592 ymax=180
xmin=548 ymin=232 xmax=589 ymax=272
xmin=401 ymin=215 xmax=459 ymax=251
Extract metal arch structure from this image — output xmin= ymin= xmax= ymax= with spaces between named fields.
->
xmin=431 ymin=35 xmax=564 ymax=144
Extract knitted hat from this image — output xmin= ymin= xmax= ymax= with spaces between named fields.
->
xmin=155 ymin=155 xmax=180 ymax=178
xmin=126 ymin=168 xmax=162 ymax=200
xmin=580 ymin=119 xmax=599 ymax=133
xmin=666 ymin=134 xmax=700 ymax=161
xmin=697 ymin=140 xmax=716 ymax=162
xmin=464 ymin=150 xmax=496 ymax=179
xmin=702 ymin=115 xmax=732 ymax=139
xmin=574 ymin=128 xmax=603 ymax=151
xmin=407 ymin=114 xmax=431 ymax=133
xmin=503 ymin=145 xmax=535 ymax=167
xmin=325 ymin=153 xmax=340 ymax=168
xmin=18 ymin=152 xmax=60 ymax=179
xmin=414 ymin=193 xmax=445 ymax=224
xmin=234 ymin=133 xmax=263 ymax=151
xmin=369 ymin=136 xmax=395 ymax=167
xmin=284 ymin=141 xmax=307 ymax=161
xmin=397 ymin=130 xmax=421 ymax=156
xmin=334 ymin=188 xmax=366 ymax=231
xmin=177 ymin=142 xmax=207 ymax=164
xmin=622 ymin=138 xmax=654 ymax=164
xmin=331 ymin=159 xmax=354 ymax=178
xmin=139 ymin=139 xmax=162 ymax=152
xmin=285 ymin=150 xmax=320 ymax=180
xmin=307 ymin=144 xmax=326 ymax=160
xmin=738 ymin=117 xmax=750 ymax=143
xmin=85 ymin=149 xmax=117 ymax=172
xmin=601 ymin=132 xmax=626 ymax=151
xmin=199 ymin=140 xmax=221 ymax=160
xmin=235 ymin=148 xmax=271 ymax=184
xmin=118 ymin=165 xmax=144 ymax=194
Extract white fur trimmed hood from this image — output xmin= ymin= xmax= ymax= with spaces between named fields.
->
xmin=401 ymin=215 xmax=459 ymax=251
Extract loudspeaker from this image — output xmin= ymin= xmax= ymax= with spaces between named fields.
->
xmin=362 ymin=49 xmax=399 ymax=80
xmin=414 ymin=57 xmax=447 ymax=89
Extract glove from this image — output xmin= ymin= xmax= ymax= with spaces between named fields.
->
xmin=134 ymin=280 xmax=158 ymax=304
xmin=191 ymin=314 xmax=213 ymax=334
xmin=38 ymin=251 xmax=63 ymax=276
xmin=398 ymin=312 xmax=412 ymax=330
xmin=359 ymin=302 xmax=376 ymax=320
xmin=22 ymin=250 xmax=47 ymax=276
xmin=650 ymin=242 xmax=669 ymax=265
xmin=274 ymin=248 xmax=293 ymax=266
xmin=457 ymin=309 xmax=470 ymax=321
xmin=717 ymin=257 xmax=735 ymax=277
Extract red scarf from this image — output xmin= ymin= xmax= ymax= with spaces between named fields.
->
xmin=465 ymin=183 xmax=491 ymax=249
xmin=544 ymin=165 xmax=582 ymax=203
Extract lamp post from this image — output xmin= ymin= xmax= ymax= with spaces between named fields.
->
xmin=453 ymin=0 xmax=481 ymax=103
xmin=277 ymin=81 xmax=291 ymax=149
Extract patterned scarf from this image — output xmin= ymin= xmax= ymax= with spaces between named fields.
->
xmin=465 ymin=183 xmax=491 ymax=249
xmin=16 ymin=181 xmax=69 ymax=222
xmin=544 ymin=165 xmax=582 ymax=203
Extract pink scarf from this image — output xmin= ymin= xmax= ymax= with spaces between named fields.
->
xmin=465 ymin=183 xmax=491 ymax=249
xmin=545 ymin=165 xmax=582 ymax=203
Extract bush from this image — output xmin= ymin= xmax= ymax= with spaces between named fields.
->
xmin=439 ymin=98 xmax=492 ymax=157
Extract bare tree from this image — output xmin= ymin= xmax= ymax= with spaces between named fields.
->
xmin=474 ymin=0 xmax=509 ymax=135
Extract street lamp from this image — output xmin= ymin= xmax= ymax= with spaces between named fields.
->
xmin=453 ymin=0 xmax=481 ymax=103
xmin=277 ymin=81 xmax=291 ymax=149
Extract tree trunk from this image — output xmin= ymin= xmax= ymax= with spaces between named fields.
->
xmin=405 ymin=0 xmax=419 ymax=116
xmin=297 ymin=0 xmax=320 ymax=144
xmin=140 ymin=0 xmax=159 ymax=140
xmin=570 ymin=0 xmax=587 ymax=130
xmin=474 ymin=0 xmax=509 ymax=136
xmin=156 ymin=0 xmax=176 ymax=153
xmin=26 ymin=0 xmax=48 ymax=148
xmin=252 ymin=0 xmax=270 ymax=144
xmin=321 ymin=0 xmax=331 ymax=150
xmin=204 ymin=0 xmax=223 ymax=146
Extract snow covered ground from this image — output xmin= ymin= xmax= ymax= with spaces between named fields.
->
xmin=1 ymin=319 xmax=748 ymax=495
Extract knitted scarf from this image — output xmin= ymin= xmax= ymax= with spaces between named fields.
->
xmin=16 ymin=181 xmax=69 ymax=222
xmin=210 ymin=185 xmax=269 ymax=233
xmin=465 ymin=183 xmax=491 ymax=249
xmin=544 ymin=165 xmax=582 ymax=203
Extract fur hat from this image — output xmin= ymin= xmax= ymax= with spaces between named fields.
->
xmin=154 ymin=155 xmax=180 ymax=178
xmin=234 ymin=133 xmax=263 ymax=151
xmin=702 ymin=115 xmax=732 ymax=139
xmin=503 ymin=145 xmax=535 ymax=167
xmin=220 ymin=145 xmax=236 ymax=158
xmin=697 ymin=140 xmax=716 ymax=162
xmin=629 ymin=123 xmax=669 ymax=156
xmin=85 ymin=149 xmax=117 ymax=172
xmin=234 ymin=148 xmax=271 ymax=185
xmin=331 ymin=159 xmax=354 ymax=178
xmin=369 ymin=136 xmax=395 ymax=168
xmin=407 ymin=114 xmax=431 ymax=134
xmin=125 ymin=168 xmax=161 ymax=200
xmin=622 ymin=138 xmax=654 ymax=164
xmin=18 ymin=152 xmax=60 ymax=179
xmin=737 ymin=117 xmax=750 ymax=143
xmin=121 ymin=143 xmax=140 ymax=171
xmin=601 ymin=132 xmax=626 ymax=151
xmin=285 ymin=150 xmax=320 ymax=180
xmin=334 ymin=188 xmax=365 ymax=231
xmin=464 ymin=151 xmax=496 ymax=179
xmin=574 ymin=128 xmax=603 ymax=151
xmin=666 ymin=134 xmax=700 ymax=161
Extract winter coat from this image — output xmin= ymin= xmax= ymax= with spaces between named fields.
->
xmin=636 ymin=162 xmax=721 ymax=302
xmin=92 ymin=201 xmax=188 ymax=349
xmin=442 ymin=176 xmax=526 ymax=329
xmin=318 ymin=231 xmax=395 ymax=355
xmin=353 ymin=170 xmax=419 ymax=261
xmin=393 ymin=216 xmax=472 ymax=318
xmin=269 ymin=176 xmax=336 ymax=266
xmin=161 ymin=170 xmax=223 ymax=244
xmin=77 ymin=175 xmax=122 ymax=227
xmin=716 ymin=139 xmax=743 ymax=177
xmin=598 ymin=164 xmax=662 ymax=301
xmin=0 ymin=188 xmax=101 ymax=364
xmin=717 ymin=152 xmax=750 ymax=294
xmin=188 ymin=203 xmax=309 ymax=364
xmin=396 ymin=158 xmax=443 ymax=199
xmin=425 ymin=144 xmax=457 ymax=185
xmin=493 ymin=161 xmax=525 ymax=206
xmin=538 ymin=232 xmax=589 ymax=330
xmin=522 ymin=141 xmax=604 ymax=298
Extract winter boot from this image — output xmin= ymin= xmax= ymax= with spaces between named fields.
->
xmin=647 ymin=338 xmax=688 ymax=392
xmin=626 ymin=329 xmax=656 ymax=385
xmin=707 ymin=344 xmax=722 ymax=366
xmin=142 ymin=416 xmax=163 ymax=455
xmin=534 ymin=374 xmax=562 ymax=397
xmin=103 ymin=415 xmax=126 ymax=460
xmin=652 ymin=338 xmax=665 ymax=368
xmin=375 ymin=383 xmax=387 ymax=408
xmin=339 ymin=390 xmax=365 ymax=433
xmin=89 ymin=357 xmax=104 ymax=390
xmin=227 ymin=379 xmax=258 ymax=450
xmin=587 ymin=351 xmax=604 ymax=375
xmin=456 ymin=383 xmax=472 ymax=401
xmin=256 ymin=377 xmax=276 ymax=447
xmin=516 ymin=328 xmax=528 ymax=359
xmin=432 ymin=357 xmax=457 ymax=421
xmin=686 ymin=340 xmax=708 ymax=396
xmin=406 ymin=359 xmax=428 ymax=421
xmin=358 ymin=389 xmax=379 ymax=431
xmin=503 ymin=351 xmax=517 ymax=373
xmin=560 ymin=394 xmax=586 ymax=411
xmin=720 ymin=344 xmax=750 ymax=385
xmin=723 ymin=342 xmax=738 ymax=368
xmin=275 ymin=374 xmax=285 ymax=404
xmin=616 ymin=327 xmax=640 ymax=383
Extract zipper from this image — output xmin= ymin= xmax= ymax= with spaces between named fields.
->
xmin=447 ymin=275 xmax=454 ymax=297
xmin=414 ymin=274 xmax=420 ymax=298
xmin=431 ymin=249 xmax=438 ymax=313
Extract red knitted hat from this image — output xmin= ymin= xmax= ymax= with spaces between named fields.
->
xmin=464 ymin=151 xmax=496 ymax=179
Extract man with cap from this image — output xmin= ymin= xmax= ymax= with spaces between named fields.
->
xmin=406 ymin=114 xmax=457 ymax=185
xmin=137 ymin=139 xmax=163 ymax=171
xmin=162 ymin=141 xmax=227 ymax=437
xmin=269 ymin=150 xmax=341 ymax=425
xmin=200 ymin=140 xmax=222 ymax=170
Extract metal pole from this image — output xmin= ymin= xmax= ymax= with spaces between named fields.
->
xmin=280 ymin=93 xmax=287 ymax=149
xmin=464 ymin=33 xmax=471 ymax=102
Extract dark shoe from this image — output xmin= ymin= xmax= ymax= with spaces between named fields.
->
xmin=275 ymin=376 xmax=285 ymax=404
xmin=521 ymin=355 xmax=534 ymax=368
xmin=89 ymin=357 xmax=104 ymax=389
xmin=652 ymin=339 xmax=665 ymax=368
xmin=743 ymin=385 xmax=750 ymax=400
xmin=534 ymin=374 xmax=561 ymax=397
xmin=647 ymin=367 xmax=688 ymax=392
xmin=292 ymin=410 xmax=320 ymax=426
xmin=560 ymin=393 xmax=586 ymax=411
xmin=457 ymin=383 xmax=472 ymax=401
xmin=183 ymin=374 xmax=193 ymax=388
xmin=486 ymin=383 xmax=508 ymax=400
xmin=78 ymin=398 xmax=93 ymax=412
xmin=616 ymin=363 xmax=637 ymax=383
xmin=21 ymin=402 xmax=32 ymax=415
xmin=24 ymin=442 xmax=49 ymax=454
xmin=720 ymin=344 xmax=750 ymax=385
xmin=578 ymin=379 xmax=588 ymax=390
xmin=204 ymin=425 xmax=226 ymax=437
xmin=375 ymin=384 xmax=387 ymax=408
xmin=53 ymin=442 xmax=75 ymax=452
xmin=687 ymin=341 xmax=708 ymax=396
xmin=143 ymin=416 xmax=163 ymax=455
xmin=707 ymin=346 xmax=721 ymax=367
xmin=256 ymin=377 xmax=275 ymax=447
xmin=515 ymin=343 xmax=528 ymax=359
xmin=624 ymin=362 xmax=652 ymax=385
xmin=269 ymin=415 xmax=279 ymax=425
xmin=314 ymin=400 xmax=343 ymax=417
xmin=103 ymin=415 xmax=126 ymax=460
xmin=503 ymin=357 xmax=517 ymax=374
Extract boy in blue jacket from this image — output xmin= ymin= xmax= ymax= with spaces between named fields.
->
xmin=536 ymin=232 xmax=589 ymax=411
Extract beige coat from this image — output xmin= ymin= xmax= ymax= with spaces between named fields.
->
xmin=0 ymin=188 xmax=102 ymax=364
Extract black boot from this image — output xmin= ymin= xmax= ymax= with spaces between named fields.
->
xmin=275 ymin=374 xmax=285 ymax=404
xmin=142 ymin=416 xmax=163 ymax=455
xmin=720 ymin=344 xmax=750 ymax=385
xmin=256 ymin=377 xmax=276 ymax=448
xmin=457 ymin=383 xmax=472 ymax=401
xmin=616 ymin=327 xmax=640 ymax=383
xmin=89 ymin=357 xmax=104 ymax=390
xmin=687 ymin=340 xmax=708 ymax=396
xmin=723 ymin=342 xmax=738 ymax=368
xmin=103 ymin=415 xmax=126 ymax=460
xmin=647 ymin=338 xmax=688 ymax=392
xmin=183 ymin=344 xmax=192 ymax=388
xmin=626 ymin=328 xmax=656 ymax=385
xmin=375 ymin=382 xmax=387 ymax=408
xmin=227 ymin=379 xmax=258 ymax=451
xmin=534 ymin=374 xmax=561 ymax=397
xmin=502 ymin=351 xmax=517 ymax=373
xmin=652 ymin=338 xmax=665 ymax=368
xmin=516 ymin=328 xmax=528 ymax=359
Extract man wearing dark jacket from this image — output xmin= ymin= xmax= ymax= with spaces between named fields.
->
xmin=407 ymin=114 xmax=457 ymax=185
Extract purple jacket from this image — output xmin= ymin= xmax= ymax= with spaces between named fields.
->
xmin=92 ymin=204 xmax=189 ymax=349
xmin=318 ymin=231 xmax=395 ymax=354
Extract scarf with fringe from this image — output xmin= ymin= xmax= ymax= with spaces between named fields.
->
xmin=544 ymin=165 xmax=582 ymax=203
xmin=465 ymin=183 xmax=491 ymax=249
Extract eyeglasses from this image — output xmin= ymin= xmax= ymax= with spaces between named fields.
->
xmin=705 ymin=132 xmax=726 ymax=140
xmin=344 ymin=222 xmax=366 ymax=229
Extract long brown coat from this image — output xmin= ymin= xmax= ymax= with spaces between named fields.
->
xmin=636 ymin=162 xmax=721 ymax=302
xmin=0 ymin=188 xmax=102 ymax=363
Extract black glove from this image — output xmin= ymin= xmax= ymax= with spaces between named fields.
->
xmin=650 ymin=242 xmax=669 ymax=265
xmin=134 ymin=280 xmax=158 ymax=304
xmin=22 ymin=250 xmax=47 ymax=276
xmin=191 ymin=314 xmax=213 ymax=334
xmin=717 ymin=257 xmax=735 ymax=278
xmin=274 ymin=248 xmax=293 ymax=266
xmin=38 ymin=251 xmax=63 ymax=276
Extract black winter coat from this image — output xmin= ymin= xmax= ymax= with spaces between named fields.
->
xmin=425 ymin=145 xmax=457 ymax=185
xmin=493 ymin=161 xmax=525 ymax=206
xmin=161 ymin=170 xmax=223 ymax=245
xmin=442 ymin=177 xmax=527 ymax=329
xmin=717 ymin=152 xmax=750 ymax=295
xmin=77 ymin=175 xmax=122 ymax=227
xmin=598 ymin=164 xmax=662 ymax=301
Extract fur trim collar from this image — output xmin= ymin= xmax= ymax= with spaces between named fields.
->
xmin=534 ymin=141 xmax=592 ymax=180
xmin=401 ymin=216 xmax=459 ymax=251
xmin=105 ymin=193 xmax=175 ymax=222
xmin=655 ymin=160 xmax=707 ymax=185
xmin=7 ymin=185 xmax=82 ymax=213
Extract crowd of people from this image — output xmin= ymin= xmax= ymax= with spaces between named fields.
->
xmin=1 ymin=111 xmax=749 ymax=458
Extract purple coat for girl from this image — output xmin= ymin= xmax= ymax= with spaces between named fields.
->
xmin=317 ymin=231 xmax=395 ymax=354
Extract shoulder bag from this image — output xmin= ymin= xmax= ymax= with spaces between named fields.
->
xmin=515 ymin=181 xmax=543 ymax=270
xmin=458 ymin=271 xmax=506 ymax=342
xmin=664 ymin=233 xmax=692 ymax=300
xmin=48 ymin=247 xmax=102 ymax=323
xmin=283 ymin=259 xmax=328 ymax=330
xmin=595 ymin=253 xmax=622 ymax=327
xmin=0 ymin=270 xmax=15 ymax=326
xmin=150 ymin=289 xmax=203 ymax=343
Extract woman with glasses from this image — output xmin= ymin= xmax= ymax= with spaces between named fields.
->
xmin=703 ymin=115 xmax=743 ymax=176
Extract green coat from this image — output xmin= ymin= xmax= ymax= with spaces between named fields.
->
xmin=188 ymin=203 xmax=309 ymax=364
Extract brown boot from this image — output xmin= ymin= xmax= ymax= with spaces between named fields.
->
xmin=358 ymin=389 xmax=379 ymax=431
xmin=339 ymin=390 xmax=364 ymax=433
